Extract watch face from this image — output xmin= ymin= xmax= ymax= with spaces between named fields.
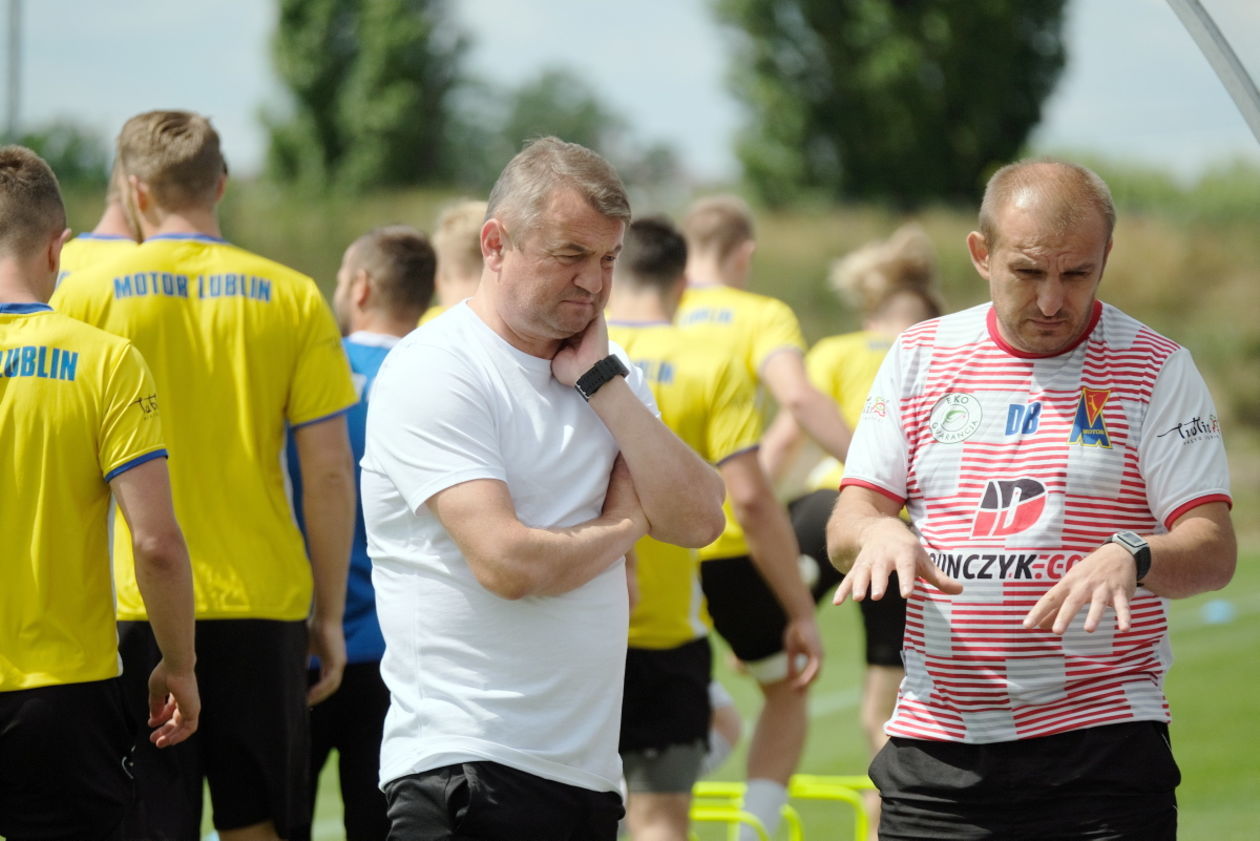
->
xmin=1114 ymin=531 xmax=1146 ymax=552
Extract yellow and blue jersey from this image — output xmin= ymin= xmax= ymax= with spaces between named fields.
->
xmin=676 ymin=283 xmax=807 ymax=560
xmin=609 ymin=320 xmax=761 ymax=649
xmin=1 ymin=303 xmax=166 ymax=690
xmin=51 ymin=233 xmax=357 ymax=621
xmin=803 ymin=330 xmax=893 ymax=490
xmin=57 ymin=233 xmax=137 ymax=286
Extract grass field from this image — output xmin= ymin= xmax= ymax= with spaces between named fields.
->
xmin=288 ymin=550 xmax=1260 ymax=840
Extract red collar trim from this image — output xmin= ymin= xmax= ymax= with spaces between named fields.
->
xmin=986 ymin=300 xmax=1102 ymax=359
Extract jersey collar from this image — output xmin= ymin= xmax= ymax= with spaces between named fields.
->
xmin=986 ymin=300 xmax=1102 ymax=359
xmin=0 ymin=302 xmax=53 ymax=314
xmin=147 ymin=233 xmax=229 ymax=244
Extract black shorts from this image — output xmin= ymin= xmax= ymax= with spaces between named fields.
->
xmin=0 ymin=678 xmax=133 ymax=841
xmin=117 ymin=619 xmax=310 ymax=839
xmin=620 ymin=637 xmax=712 ymax=754
xmin=871 ymin=722 xmax=1180 ymax=840
xmin=790 ymin=488 xmax=907 ymax=667
xmin=291 ymin=660 xmax=390 ymax=841
xmin=384 ymin=761 xmax=623 ymax=841
xmin=700 ymin=555 xmax=789 ymax=664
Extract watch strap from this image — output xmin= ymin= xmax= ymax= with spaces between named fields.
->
xmin=575 ymin=354 xmax=629 ymax=401
xmin=1109 ymin=531 xmax=1152 ymax=583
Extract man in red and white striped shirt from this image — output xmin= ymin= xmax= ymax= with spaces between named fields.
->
xmin=827 ymin=159 xmax=1235 ymax=841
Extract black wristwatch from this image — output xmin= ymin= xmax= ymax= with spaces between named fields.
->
xmin=1108 ymin=531 xmax=1151 ymax=584
xmin=575 ymin=354 xmax=629 ymax=401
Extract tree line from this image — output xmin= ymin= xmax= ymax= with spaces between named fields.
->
xmin=13 ymin=0 xmax=1069 ymax=208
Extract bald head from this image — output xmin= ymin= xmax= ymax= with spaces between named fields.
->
xmin=978 ymin=160 xmax=1115 ymax=251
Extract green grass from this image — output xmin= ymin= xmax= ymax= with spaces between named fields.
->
xmin=284 ymin=551 xmax=1260 ymax=840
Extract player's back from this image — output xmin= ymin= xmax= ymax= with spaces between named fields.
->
xmin=676 ymin=284 xmax=806 ymax=387
xmin=0 ymin=303 xmax=165 ymax=689
xmin=51 ymin=234 xmax=355 ymax=621
xmin=57 ymin=233 xmax=137 ymax=286
xmin=609 ymin=320 xmax=761 ymax=648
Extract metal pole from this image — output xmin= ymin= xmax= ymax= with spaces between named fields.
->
xmin=4 ymin=0 xmax=18 ymax=140
xmin=1166 ymin=0 xmax=1260 ymax=145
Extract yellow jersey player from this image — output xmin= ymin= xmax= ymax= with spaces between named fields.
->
xmin=676 ymin=194 xmax=843 ymax=838
xmin=52 ymin=111 xmax=357 ymax=841
xmin=609 ymin=216 xmax=820 ymax=841
xmin=0 ymin=145 xmax=198 ymax=839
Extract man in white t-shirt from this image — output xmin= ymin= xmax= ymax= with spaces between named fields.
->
xmin=826 ymin=159 xmax=1236 ymax=840
xmin=361 ymin=136 xmax=726 ymax=840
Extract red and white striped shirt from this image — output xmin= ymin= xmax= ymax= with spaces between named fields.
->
xmin=842 ymin=300 xmax=1231 ymax=743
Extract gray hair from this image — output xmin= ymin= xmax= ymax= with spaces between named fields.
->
xmin=485 ymin=136 xmax=630 ymax=247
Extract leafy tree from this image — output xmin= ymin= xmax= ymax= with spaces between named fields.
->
xmin=716 ymin=0 xmax=1068 ymax=207
xmin=264 ymin=0 xmax=465 ymax=191
xmin=16 ymin=122 xmax=110 ymax=190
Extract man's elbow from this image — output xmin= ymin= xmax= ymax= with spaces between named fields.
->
xmin=131 ymin=529 xmax=190 ymax=575
xmin=465 ymin=548 xmax=541 ymax=601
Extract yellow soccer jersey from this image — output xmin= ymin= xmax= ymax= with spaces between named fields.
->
xmin=1 ymin=303 xmax=166 ymax=691
xmin=803 ymin=330 xmax=893 ymax=490
xmin=610 ymin=321 xmax=761 ymax=649
xmin=57 ymin=233 xmax=137 ymax=286
xmin=52 ymin=234 xmax=357 ymax=621
xmin=418 ymin=303 xmax=446 ymax=326
xmin=676 ymin=284 xmax=807 ymax=561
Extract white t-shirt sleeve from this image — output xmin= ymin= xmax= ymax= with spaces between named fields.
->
xmin=367 ymin=344 xmax=505 ymax=513
xmin=1137 ymin=347 xmax=1231 ymax=529
xmin=839 ymin=340 xmax=909 ymax=502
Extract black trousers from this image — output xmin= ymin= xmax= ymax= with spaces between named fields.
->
xmin=872 ymin=722 xmax=1180 ymax=840
xmin=384 ymin=761 xmax=623 ymax=841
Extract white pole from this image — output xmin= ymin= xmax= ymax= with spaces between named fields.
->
xmin=4 ymin=0 xmax=18 ymax=140
xmin=1166 ymin=0 xmax=1260 ymax=145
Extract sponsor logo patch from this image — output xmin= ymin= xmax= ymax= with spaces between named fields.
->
xmin=863 ymin=394 xmax=889 ymax=418
xmin=1068 ymin=387 xmax=1112 ymax=448
xmin=970 ymin=478 xmax=1047 ymax=538
xmin=1155 ymin=414 xmax=1221 ymax=445
xmin=1005 ymin=401 xmax=1042 ymax=435
xmin=929 ymin=393 xmax=982 ymax=443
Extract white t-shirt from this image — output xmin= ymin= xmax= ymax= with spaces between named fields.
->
xmin=842 ymin=301 xmax=1231 ymax=743
xmin=362 ymin=302 xmax=656 ymax=793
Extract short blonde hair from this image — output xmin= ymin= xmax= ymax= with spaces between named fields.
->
xmin=432 ymin=199 xmax=487 ymax=281
xmin=0 ymin=145 xmax=66 ymax=258
xmin=682 ymin=195 xmax=755 ymax=262
xmin=117 ymin=110 xmax=226 ymax=212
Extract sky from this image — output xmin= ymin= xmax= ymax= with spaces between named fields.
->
xmin=8 ymin=0 xmax=1260 ymax=184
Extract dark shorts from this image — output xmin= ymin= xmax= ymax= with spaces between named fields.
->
xmin=0 ymin=678 xmax=133 ymax=841
xmin=291 ymin=660 xmax=390 ymax=841
xmin=700 ymin=554 xmax=790 ymax=664
xmin=384 ymin=761 xmax=623 ymax=841
xmin=117 ymin=618 xmax=310 ymax=840
xmin=790 ymin=488 xmax=907 ymax=667
xmin=871 ymin=722 xmax=1181 ymax=840
xmin=620 ymin=637 xmax=712 ymax=753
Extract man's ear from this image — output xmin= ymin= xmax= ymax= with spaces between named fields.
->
xmin=48 ymin=227 xmax=72 ymax=273
xmin=353 ymin=269 xmax=372 ymax=308
xmin=481 ymin=219 xmax=508 ymax=271
xmin=966 ymin=231 xmax=991 ymax=280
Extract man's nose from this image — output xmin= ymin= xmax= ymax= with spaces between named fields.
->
xmin=1037 ymin=277 xmax=1065 ymax=316
xmin=573 ymin=258 xmax=605 ymax=294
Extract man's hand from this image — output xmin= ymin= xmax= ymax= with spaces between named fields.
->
xmin=833 ymin=518 xmax=962 ymax=604
xmin=1023 ymin=543 xmax=1136 ymax=634
xmin=552 ymin=310 xmax=610 ymax=386
xmin=147 ymin=658 xmax=200 ymax=748
xmin=783 ymin=615 xmax=824 ymax=690
xmin=307 ymin=618 xmax=347 ymax=705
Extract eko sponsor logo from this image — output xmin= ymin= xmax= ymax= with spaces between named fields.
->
xmin=970 ymin=478 xmax=1047 ymax=538
xmin=929 ymin=393 xmax=982 ymax=443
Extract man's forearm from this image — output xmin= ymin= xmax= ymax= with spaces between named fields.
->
xmin=133 ymin=540 xmax=197 ymax=674
xmin=584 ymin=378 xmax=725 ymax=547
xmin=302 ymin=472 xmax=354 ymax=626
